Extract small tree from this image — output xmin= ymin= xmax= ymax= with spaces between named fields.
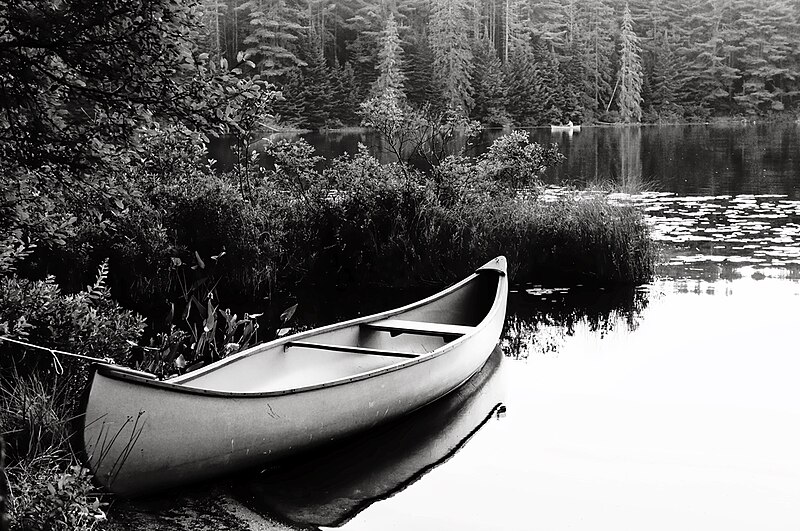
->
xmin=359 ymin=95 xmax=480 ymax=171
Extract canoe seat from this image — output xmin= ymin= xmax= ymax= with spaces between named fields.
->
xmin=362 ymin=319 xmax=474 ymax=339
xmin=285 ymin=341 xmax=420 ymax=358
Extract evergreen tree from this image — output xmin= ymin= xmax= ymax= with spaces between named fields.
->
xmin=199 ymin=0 xmax=229 ymax=60
xmin=471 ymin=37 xmax=509 ymax=125
xmin=646 ymin=30 xmax=679 ymax=113
xmin=372 ymin=13 xmax=406 ymax=98
xmin=675 ymin=0 xmax=739 ymax=112
xmin=273 ymin=68 xmax=306 ymax=126
xmin=239 ymin=0 xmax=304 ymax=77
xmin=330 ymin=61 xmax=362 ymax=125
xmin=347 ymin=33 xmax=380 ymax=100
xmin=618 ymin=3 xmax=643 ymax=122
xmin=576 ymin=0 xmax=617 ymax=116
xmin=733 ymin=0 xmax=799 ymax=114
xmin=296 ymin=31 xmax=333 ymax=129
xmin=430 ymin=0 xmax=474 ymax=114
xmin=505 ymin=45 xmax=538 ymax=125
xmin=558 ymin=49 xmax=585 ymax=122
xmin=191 ymin=0 xmax=800 ymax=122
xmin=404 ymin=32 xmax=437 ymax=107
xmin=528 ymin=0 xmax=565 ymax=51
xmin=532 ymin=43 xmax=567 ymax=124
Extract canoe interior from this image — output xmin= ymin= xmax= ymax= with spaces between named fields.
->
xmin=174 ymin=272 xmax=500 ymax=394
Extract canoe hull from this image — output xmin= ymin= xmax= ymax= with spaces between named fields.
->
xmin=79 ymin=258 xmax=508 ymax=496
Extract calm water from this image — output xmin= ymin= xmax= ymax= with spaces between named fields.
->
xmin=229 ymin=122 xmax=800 ymax=199
xmin=229 ymin=124 xmax=800 ymax=530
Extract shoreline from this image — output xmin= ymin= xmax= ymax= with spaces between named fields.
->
xmin=104 ymin=488 xmax=298 ymax=531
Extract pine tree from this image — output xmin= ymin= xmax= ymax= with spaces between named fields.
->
xmin=675 ymin=0 xmax=739 ymax=112
xmin=429 ymin=0 xmax=474 ymax=114
xmin=347 ymin=33 xmax=380 ymax=100
xmin=296 ymin=30 xmax=333 ymax=129
xmin=505 ymin=45 xmax=538 ymax=125
xmin=372 ymin=12 xmax=406 ymax=98
xmin=330 ymin=60 xmax=362 ymax=125
xmin=646 ymin=30 xmax=679 ymax=114
xmin=618 ymin=3 xmax=643 ymax=122
xmin=576 ymin=0 xmax=616 ymax=116
xmin=733 ymin=0 xmax=799 ymax=114
xmin=199 ymin=0 xmax=228 ymax=60
xmin=532 ymin=43 xmax=567 ymax=125
xmin=404 ymin=32 xmax=437 ymax=107
xmin=273 ymin=68 xmax=306 ymax=126
xmin=239 ymin=0 xmax=304 ymax=77
xmin=558 ymin=48 xmax=584 ymax=123
xmin=471 ymin=36 xmax=509 ymax=125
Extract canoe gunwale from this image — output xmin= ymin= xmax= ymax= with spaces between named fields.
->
xmin=93 ymin=262 xmax=507 ymax=399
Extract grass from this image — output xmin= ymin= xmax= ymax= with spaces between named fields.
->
xmin=0 ymin=372 xmax=105 ymax=531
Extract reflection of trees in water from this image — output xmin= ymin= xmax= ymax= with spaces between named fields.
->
xmin=502 ymin=287 xmax=650 ymax=359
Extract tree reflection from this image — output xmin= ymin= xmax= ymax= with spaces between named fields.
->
xmin=502 ymin=286 xmax=650 ymax=359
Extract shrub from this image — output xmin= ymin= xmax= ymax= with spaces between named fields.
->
xmin=0 ymin=262 xmax=145 ymax=461
xmin=0 ymin=262 xmax=138 ymax=530
xmin=1 ymin=372 xmax=105 ymax=531
xmin=6 ymin=458 xmax=105 ymax=531
xmin=475 ymin=130 xmax=565 ymax=190
xmin=7 ymin=127 xmax=655 ymax=310
xmin=0 ymin=262 xmax=145 ymax=369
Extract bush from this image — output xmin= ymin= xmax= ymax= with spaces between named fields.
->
xmin=0 ymin=264 xmax=137 ymax=530
xmin=0 ymin=263 xmax=145 ymax=372
xmin=0 ymin=261 xmax=145 ymax=456
xmin=248 ymin=133 xmax=654 ymax=287
xmin=0 ymin=367 xmax=107 ymax=531
xmin=7 ymin=127 xmax=655 ymax=308
xmin=7 ymin=458 xmax=105 ymax=531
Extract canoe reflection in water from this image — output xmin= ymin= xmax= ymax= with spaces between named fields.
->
xmin=234 ymin=346 xmax=507 ymax=528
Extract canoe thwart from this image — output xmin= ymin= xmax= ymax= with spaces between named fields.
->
xmin=363 ymin=319 xmax=474 ymax=339
xmin=285 ymin=341 xmax=421 ymax=358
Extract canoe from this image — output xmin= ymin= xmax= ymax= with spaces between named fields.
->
xmin=550 ymin=124 xmax=581 ymax=132
xmin=78 ymin=256 xmax=509 ymax=496
xmin=237 ymin=346 xmax=507 ymax=527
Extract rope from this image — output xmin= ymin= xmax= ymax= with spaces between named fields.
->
xmin=0 ymin=336 xmax=116 ymax=373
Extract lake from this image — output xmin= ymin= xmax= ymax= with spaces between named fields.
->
xmin=228 ymin=123 xmax=800 ymax=530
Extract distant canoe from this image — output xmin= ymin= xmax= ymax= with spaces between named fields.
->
xmin=78 ymin=257 xmax=509 ymax=496
xmin=550 ymin=123 xmax=581 ymax=132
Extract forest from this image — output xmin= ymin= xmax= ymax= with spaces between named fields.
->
xmin=197 ymin=0 xmax=800 ymax=128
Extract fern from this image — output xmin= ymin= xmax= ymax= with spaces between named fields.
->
xmin=85 ymin=259 xmax=109 ymax=304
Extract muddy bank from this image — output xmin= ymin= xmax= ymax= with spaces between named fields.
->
xmin=105 ymin=488 xmax=300 ymax=531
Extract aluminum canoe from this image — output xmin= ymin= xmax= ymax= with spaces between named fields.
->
xmin=78 ymin=256 xmax=508 ymax=496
